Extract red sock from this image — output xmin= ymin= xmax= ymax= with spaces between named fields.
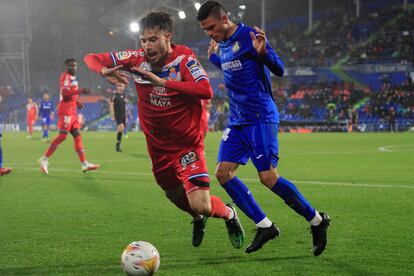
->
xmin=28 ymin=123 xmax=33 ymax=135
xmin=74 ymin=135 xmax=86 ymax=162
xmin=209 ymin=195 xmax=230 ymax=219
xmin=45 ymin=133 xmax=67 ymax=157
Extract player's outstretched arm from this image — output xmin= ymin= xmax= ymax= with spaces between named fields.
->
xmin=84 ymin=53 xmax=129 ymax=85
xmin=131 ymin=67 xmax=213 ymax=99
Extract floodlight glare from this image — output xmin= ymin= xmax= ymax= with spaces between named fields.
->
xmin=239 ymin=5 xmax=246 ymax=10
xmin=178 ymin=10 xmax=186 ymax=19
xmin=194 ymin=2 xmax=201 ymax=11
xmin=129 ymin=22 xmax=140 ymax=33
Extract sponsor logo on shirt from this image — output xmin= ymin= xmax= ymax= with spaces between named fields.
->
xmin=150 ymin=87 xmax=172 ymax=107
xmin=221 ymin=60 xmax=243 ymax=71
xmin=116 ymin=51 xmax=132 ymax=60
xmin=185 ymin=58 xmax=207 ymax=81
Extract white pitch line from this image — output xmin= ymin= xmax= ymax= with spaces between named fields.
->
xmin=378 ymin=144 xmax=414 ymax=152
xmin=13 ymin=167 xmax=414 ymax=190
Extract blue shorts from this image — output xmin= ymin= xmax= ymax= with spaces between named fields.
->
xmin=42 ymin=117 xmax=51 ymax=126
xmin=217 ymin=123 xmax=279 ymax=172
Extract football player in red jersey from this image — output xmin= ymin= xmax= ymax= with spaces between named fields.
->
xmin=84 ymin=11 xmax=244 ymax=248
xmin=26 ymin=97 xmax=38 ymax=139
xmin=38 ymin=58 xmax=99 ymax=174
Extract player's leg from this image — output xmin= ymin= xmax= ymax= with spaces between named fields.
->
xmin=70 ymin=124 xmax=99 ymax=172
xmin=27 ymin=118 xmax=33 ymax=138
xmin=0 ymin=133 xmax=12 ymax=176
xmin=38 ymin=129 xmax=67 ymax=174
xmin=252 ymin=123 xmax=330 ymax=256
xmin=179 ymin=147 xmax=244 ymax=248
xmin=216 ymin=127 xmax=275 ymax=252
xmin=116 ymin=121 xmax=124 ymax=152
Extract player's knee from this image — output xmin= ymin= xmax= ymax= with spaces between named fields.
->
xmin=190 ymin=200 xmax=211 ymax=216
xmin=215 ymin=169 xmax=233 ymax=184
xmin=70 ymin=129 xmax=80 ymax=137
xmin=58 ymin=132 xmax=68 ymax=140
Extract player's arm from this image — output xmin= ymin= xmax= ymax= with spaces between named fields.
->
xmin=207 ymin=39 xmax=222 ymax=70
xmin=84 ymin=53 xmax=129 ymax=85
xmin=250 ymin=26 xmax=284 ymax=77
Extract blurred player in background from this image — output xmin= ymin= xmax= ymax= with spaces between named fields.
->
xmin=38 ymin=92 xmax=55 ymax=142
xmin=198 ymin=1 xmax=330 ymax=255
xmin=84 ymin=11 xmax=244 ymax=249
xmin=109 ymin=83 xmax=127 ymax=152
xmin=38 ymin=58 xmax=99 ymax=174
xmin=124 ymin=97 xmax=134 ymax=137
xmin=0 ymin=128 xmax=12 ymax=176
xmin=26 ymin=97 xmax=38 ymax=139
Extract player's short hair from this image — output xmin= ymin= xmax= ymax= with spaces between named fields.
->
xmin=139 ymin=11 xmax=174 ymax=34
xmin=64 ymin=58 xmax=77 ymax=65
xmin=197 ymin=1 xmax=227 ymax=21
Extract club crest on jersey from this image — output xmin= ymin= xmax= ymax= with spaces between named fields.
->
xmin=116 ymin=51 xmax=131 ymax=60
xmin=232 ymin=41 xmax=240 ymax=53
xmin=168 ymin=67 xmax=177 ymax=80
xmin=180 ymin=151 xmax=199 ymax=168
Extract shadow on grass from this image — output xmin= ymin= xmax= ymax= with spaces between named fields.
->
xmin=0 ymin=263 xmax=120 ymax=275
xmin=161 ymin=254 xmax=309 ymax=270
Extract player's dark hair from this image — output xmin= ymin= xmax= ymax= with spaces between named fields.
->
xmin=197 ymin=1 xmax=227 ymax=21
xmin=64 ymin=58 xmax=77 ymax=65
xmin=139 ymin=11 xmax=174 ymax=34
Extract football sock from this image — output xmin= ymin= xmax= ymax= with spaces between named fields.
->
xmin=209 ymin=195 xmax=230 ymax=219
xmin=222 ymin=177 xmax=266 ymax=223
xmin=271 ymin=177 xmax=316 ymax=221
xmin=74 ymin=135 xmax=86 ymax=162
xmin=256 ymin=217 xmax=273 ymax=228
xmin=45 ymin=133 xmax=67 ymax=157
xmin=43 ymin=129 xmax=49 ymax=138
xmin=123 ymin=128 xmax=127 ymax=135
xmin=309 ymin=211 xmax=323 ymax=226
xmin=28 ymin=124 xmax=33 ymax=135
xmin=117 ymin=131 xmax=122 ymax=143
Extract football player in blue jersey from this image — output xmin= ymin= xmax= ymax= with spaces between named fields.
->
xmin=197 ymin=1 xmax=330 ymax=256
xmin=39 ymin=93 xmax=55 ymax=142
xmin=0 ymin=128 xmax=12 ymax=176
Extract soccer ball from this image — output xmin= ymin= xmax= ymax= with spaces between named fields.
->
xmin=121 ymin=241 xmax=160 ymax=275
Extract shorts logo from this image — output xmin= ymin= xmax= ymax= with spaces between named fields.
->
xmin=221 ymin=128 xmax=231 ymax=141
xmin=116 ymin=51 xmax=131 ymax=60
xmin=180 ymin=151 xmax=199 ymax=168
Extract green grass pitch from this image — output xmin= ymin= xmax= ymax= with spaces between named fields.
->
xmin=1 ymin=131 xmax=413 ymax=275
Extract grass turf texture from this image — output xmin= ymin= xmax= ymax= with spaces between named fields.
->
xmin=0 ymin=131 xmax=413 ymax=275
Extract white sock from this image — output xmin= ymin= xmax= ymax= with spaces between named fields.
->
xmin=309 ymin=211 xmax=323 ymax=226
xmin=227 ymin=206 xmax=235 ymax=220
xmin=82 ymin=161 xmax=89 ymax=166
xmin=42 ymin=156 xmax=48 ymax=161
xmin=256 ymin=217 xmax=273 ymax=228
xmin=194 ymin=215 xmax=203 ymax=221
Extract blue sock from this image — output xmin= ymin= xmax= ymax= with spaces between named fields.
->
xmin=271 ymin=177 xmax=316 ymax=221
xmin=124 ymin=128 xmax=127 ymax=135
xmin=42 ymin=129 xmax=47 ymax=138
xmin=222 ymin=177 xmax=266 ymax=223
xmin=45 ymin=129 xmax=49 ymax=138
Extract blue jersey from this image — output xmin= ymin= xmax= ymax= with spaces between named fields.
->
xmin=39 ymin=100 xmax=54 ymax=118
xmin=209 ymin=23 xmax=284 ymax=126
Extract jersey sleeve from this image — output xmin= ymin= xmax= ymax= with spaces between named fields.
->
xmin=180 ymin=55 xmax=209 ymax=83
xmin=84 ymin=50 xmax=142 ymax=73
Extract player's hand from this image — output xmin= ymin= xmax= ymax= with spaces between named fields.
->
xmin=101 ymin=65 xmax=130 ymax=85
xmin=80 ymin=88 xmax=91 ymax=94
xmin=131 ymin=67 xmax=166 ymax=87
xmin=207 ymin=39 xmax=218 ymax=58
xmin=250 ymin=26 xmax=267 ymax=56
xmin=76 ymin=101 xmax=84 ymax=110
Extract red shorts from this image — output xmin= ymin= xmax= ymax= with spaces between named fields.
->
xmin=57 ymin=113 xmax=80 ymax=132
xmin=151 ymin=146 xmax=210 ymax=194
